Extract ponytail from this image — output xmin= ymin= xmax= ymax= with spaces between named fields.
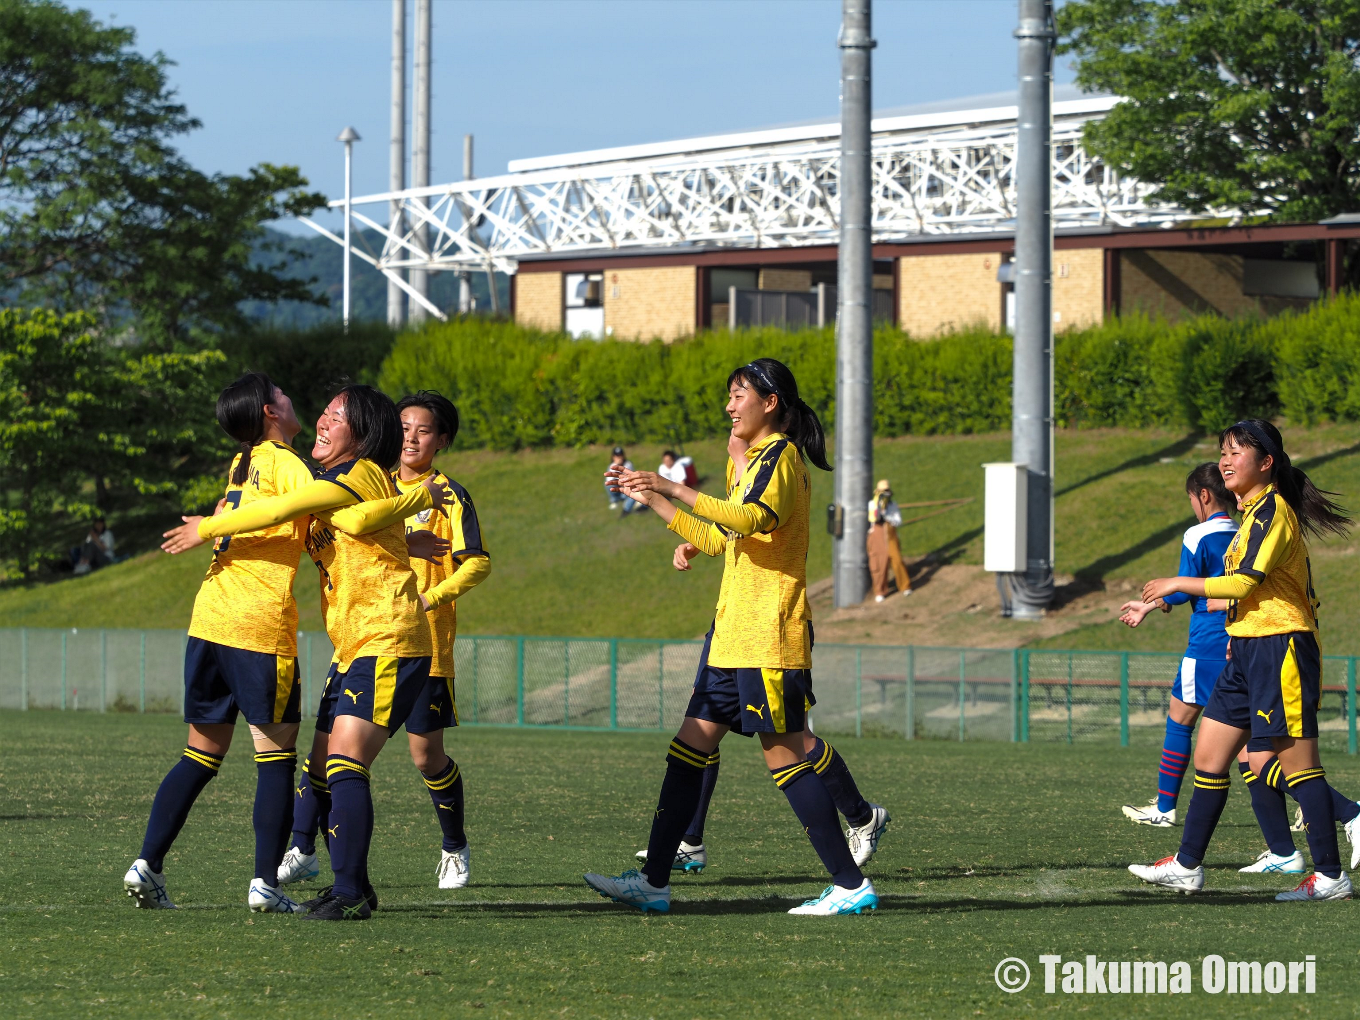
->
xmin=216 ymin=372 xmax=277 ymax=486
xmin=726 ymin=358 xmax=831 ymax=471
xmin=1220 ymin=420 xmax=1352 ymax=539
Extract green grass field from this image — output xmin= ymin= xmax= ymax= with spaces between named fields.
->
xmin=6 ymin=424 xmax=1360 ymax=651
xmin=5 ymin=711 xmax=1360 ymax=1018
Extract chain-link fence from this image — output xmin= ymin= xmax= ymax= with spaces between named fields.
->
xmin=0 ymin=628 xmax=1355 ymax=751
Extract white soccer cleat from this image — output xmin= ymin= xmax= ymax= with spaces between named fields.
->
xmin=1129 ymin=854 xmax=1204 ymax=894
xmin=1344 ymin=809 xmax=1360 ymax=870
xmin=437 ymin=846 xmax=471 ymax=889
xmin=1275 ymin=871 xmax=1353 ymax=902
xmin=276 ymin=847 xmax=319 ymax=886
xmin=1291 ymin=806 xmax=1306 ymax=832
xmin=248 ymin=878 xmax=302 ymax=913
xmin=1239 ymin=849 xmax=1306 ymax=874
xmin=633 ymin=841 xmax=707 ymax=873
xmin=1122 ymin=801 xmax=1176 ymax=827
xmin=123 ymin=859 xmax=177 ymax=909
xmin=583 ymin=869 xmax=670 ymax=912
xmin=788 ymin=878 xmax=878 ymax=915
xmin=846 ymin=805 xmax=891 ymax=866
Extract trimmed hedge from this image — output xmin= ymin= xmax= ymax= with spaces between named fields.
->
xmin=377 ymin=294 xmax=1360 ymax=449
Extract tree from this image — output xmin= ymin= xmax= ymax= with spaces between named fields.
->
xmin=0 ymin=0 xmax=326 ymax=344
xmin=1058 ymin=0 xmax=1360 ymax=221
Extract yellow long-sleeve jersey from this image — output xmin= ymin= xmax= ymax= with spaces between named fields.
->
xmin=188 ymin=441 xmax=314 ymax=656
xmin=667 ymin=432 xmax=812 ymax=669
xmin=395 ymin=469 xmax=490 ymax=678
xmin=1203 ymin=484 xmax=1320 ymax=637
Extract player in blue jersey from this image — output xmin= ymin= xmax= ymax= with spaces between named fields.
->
xmin=1119 ymin=464 xmax=1237 ymax=828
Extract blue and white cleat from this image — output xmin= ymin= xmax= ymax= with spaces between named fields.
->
xmin=634 ymin=841 xmax=707 ymax=873
xmin=276 ymin=847 xmax=319 ymax=885
xmin=1239 ymin=849 xmax=1306 ymax=874
xmin=847 ymin=806 xmax=891 ymax=866
xmin=123 ymin=858 xmax=177 ymax=909
xmin=1344 ymin=808 xmax=1360 ymax=870
xmin=788 ymin=878 xmax=878 ymax=915
xmin=248 ymin=878 xmax=302 ymax=913
xmin=1129 ymin=854 xmax=1203 ymax=894
xmin=584 ymin=869 xmax=670 ymax=912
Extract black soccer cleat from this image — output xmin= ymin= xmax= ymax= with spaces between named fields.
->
xmin=302 ymin=892 xmax=372 ymax=921
xmin=302 ymin=881 xmax=378 ymax=913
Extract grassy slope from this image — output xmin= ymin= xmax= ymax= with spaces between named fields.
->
xmin=5 ymin=711 xmax=1360 ymax=1019
xmin=5 ymin=425 xmax=1360 ymax=651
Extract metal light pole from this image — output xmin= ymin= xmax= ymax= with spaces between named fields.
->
xmin=459 ymin=133 xmax=473 ymax=315
xmin=1010 ymin=0 xmax=1056 ymax=617
xmin=833 ymin=0 xmax=875 ymax=608
xmin=409 ymin=0 xmax=432 ymax=325
xmin=338 ymin=126 xmax=360 ymax=333
xmin=387 ymin=0 xmax=406 ymax=329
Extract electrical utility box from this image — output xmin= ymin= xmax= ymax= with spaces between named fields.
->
xmin=982 ymin=462 xmax=1028 ymax=573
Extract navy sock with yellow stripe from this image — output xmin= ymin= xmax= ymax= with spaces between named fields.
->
xmin=642 ymin=738 xmax=709 ymax=888
xmin=325 ymin=755 xmax=374 ymax=900
xmin=1286 ymin=767 xmax=1342 ymax=879
xmin=421 ymin=757 xmax=467 ymax=853
xmin=1176 ymin=769 xmax=1231 ymax=869
xmin=682 ymin=749 xmax=721 ymax=845
xmin=253 ymin=747 xmax=297 ymax=882
xmin=1260 ymin=754 xmax=1360 ymax=825
xmin=773 ymin=760 xmax=864 ymax=889
xmin=290 ymin=758 xmax=329 ymax=856
xmin=807 ymin=737 xmax=873 ymax=827
xmin=1238 ymin=761 xmax=1296 ymax=858
xmin=139 ymin=746 xmax=224 ymax=872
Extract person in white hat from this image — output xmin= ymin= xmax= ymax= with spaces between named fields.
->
xmin=866 ymin=479 xmax=911 ymax=602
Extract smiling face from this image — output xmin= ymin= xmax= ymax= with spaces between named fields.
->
xmin=725 ymin=377 xmax=780 ymax=444
xmin=400 ymin=406 xmax=448 ymax=475
xmin=312 ymin=394 xmax=359 ymax=468
xmin=1218 ymin=435 xmax=1272 ymax=500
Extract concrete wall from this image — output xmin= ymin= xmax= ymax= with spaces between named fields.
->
xmin=898 ymin=252 xmax=1004 ymax=334
xmin=516 ymin=272 xmax=563 ymax=331
xmin=1120 ymin=250 xmax=1259 ymax=321
xmin=603 ymin=266 xmax=696 ymax=341
xmin=1052 ymin=247 xmax=1105 ymax=330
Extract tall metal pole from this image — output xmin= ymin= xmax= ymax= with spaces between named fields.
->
xmin=387 ymin=0 xmax=406 ymax=329
xmin=1011 ymin=0 xmax=1056 ymax=617
xmin=409 ymin=0 xmax=431 ymax=325
xmin=459 ymin=133 xmax=473 ymax=315
xmin=338 ymin=127 xmax=360 ymax=333
xmin=833 ymin=0 xmax=875 ymax=608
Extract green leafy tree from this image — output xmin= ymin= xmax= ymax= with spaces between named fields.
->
xmin=1058 ymin=0 xmax=1360 ymax=220
xmin=0 ymin=0 xmax=326 ymax=344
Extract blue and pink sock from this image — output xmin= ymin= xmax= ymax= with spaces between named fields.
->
xmin=1156 ymin=718 xmax=1194 ymax=812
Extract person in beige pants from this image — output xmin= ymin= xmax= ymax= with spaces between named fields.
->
xmin=866 ymin=479 xmax=911 ymax=602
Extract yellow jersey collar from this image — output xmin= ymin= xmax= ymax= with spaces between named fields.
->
xmin=1240 ymin=483 xmax=1276 ymax=516
xmin=744 ymin=432 xmax=789 ymax=461
xmin=395 ymin=467 xmax=436 ymax=487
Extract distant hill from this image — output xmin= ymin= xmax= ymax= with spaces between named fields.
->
xmin=243 ymin=226 xmax=511 ymax=327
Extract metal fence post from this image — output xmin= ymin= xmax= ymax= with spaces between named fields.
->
xmin=563 ymin=640 xmax=571 ymax=726
xmin=516 ymin=636 xmax=526 ymax=726
xmin=1066 ymin=652 xmax=1074 ymax=745
xmin=1350 ymin=657 xmax=1357 ymax=756
xmin=61 ymin=631 xmax=68 ymax=711
xmin=1119 ymin=652 xmax=1129 ymax=747
xmin=957 ymin=650 xmax=966 ymax=742
xmin=303 ymin=632 xmax=312 ymax=719
xmin=1020 ymin=650 xmax=1030 ymax=743
xmin=609 ymin=639 xmax=619 ymax=730
xmin=1010 ymin=648 xmax=1019 ymax=742
xmin=855 ymin=646 xmax=863 ymax=738
xmin=139 ymin=631 xmax=147 ymax=713
xmin=472 ymin=637 xmax=479 ymax=724
xmin=905 ymin=646 xmax=915 ymax=741
xmin=19 ymin=627 xmax=27 ymax=711
xmin=100 ymin=629 xmax=107 ymax=713
xmin=657 ymin=644 xmax=664 ymax=730
xmin=181 ymin=631 xmax=188 ymax=717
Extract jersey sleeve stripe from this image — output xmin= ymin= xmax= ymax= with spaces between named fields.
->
xmin=740 ymin=440 xmax=789 ymax=521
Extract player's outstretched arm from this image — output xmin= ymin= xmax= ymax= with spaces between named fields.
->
xmin=326 ymin=476 xmax=449 ymax=535
xmin=1142 ymin=576 xmax=1210 ymax=602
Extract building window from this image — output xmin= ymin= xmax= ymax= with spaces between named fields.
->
xmin=565 ymin=271 xmax=605 ymax=339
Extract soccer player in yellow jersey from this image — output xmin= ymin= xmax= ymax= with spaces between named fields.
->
xmin=125 ymin=373 xmax=315 ymax=914
xmin=276 ymin=390 xmax=490 ymax=892
xmin=1130 ymin=420 xmax=1358 ymax=902
xmin=163 ymin=384 xmax=449 ymax=921
xmin=585 ymin=358 xmax=877 ymax=915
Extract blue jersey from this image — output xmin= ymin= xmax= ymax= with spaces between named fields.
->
xmin=1162 ymin=512 xmax=1236 ymax=660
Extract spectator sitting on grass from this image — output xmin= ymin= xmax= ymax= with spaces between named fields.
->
xmin=72 ymin=517 xmax=116 ymax=576
xmin=658 ymin=450 xmax=696 ymax=488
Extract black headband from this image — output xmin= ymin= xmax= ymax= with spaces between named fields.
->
xmin=739 ymin=362 xmax=800 ymax=408
xmin=1230 ymin=420 xmax=1284 ymax=465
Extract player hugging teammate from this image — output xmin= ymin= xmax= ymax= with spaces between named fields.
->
xmin=129 ymin=376 xmax=488 ymax=920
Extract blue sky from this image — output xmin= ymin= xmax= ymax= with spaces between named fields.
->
xmin=80 ymin=0 xmax=1076 ymax=231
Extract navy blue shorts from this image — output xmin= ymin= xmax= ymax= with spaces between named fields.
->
xmin=685 ymin=628 xmax=815 ymax=737
xmin=1202 ymin=632 xmax=1321 ymax=740
xmin=314 ymin=655 xmax=431 ymax=736
xmin=183 ymin=637 xmax=300 ymax=726
xmin=404 ymin=675 xmax=459 ymax=734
